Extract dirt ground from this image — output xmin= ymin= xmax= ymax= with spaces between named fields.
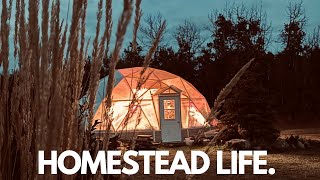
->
xmin=127 ymin=147 xmax=320 ymax=180
xmin=128 ymin=128 xmax=320 ymax=180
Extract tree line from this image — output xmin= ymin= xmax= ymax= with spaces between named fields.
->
xmin=82 ymin=2 xmax=320 ymax=129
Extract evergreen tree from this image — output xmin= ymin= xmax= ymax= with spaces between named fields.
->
xmin=117 ymin=42 xmax=145 ymax=68
xmin=218 ymin=57 xmax=280 ymax=147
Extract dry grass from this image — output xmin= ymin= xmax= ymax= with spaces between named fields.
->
xmin=0 ymin=0 xmax=165 ymax=179
xmin=0 ymin=0 xmax=141 ymax=179
xmin=132 ymin=0 xmax=142 ymax=52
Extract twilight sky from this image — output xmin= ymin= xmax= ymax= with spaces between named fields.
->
xmin=2 ymin=0 xmax=320 ymax=70
xmin=60 ymin=0 xmax=320 ymax=53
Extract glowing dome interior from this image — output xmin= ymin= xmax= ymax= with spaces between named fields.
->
xmin=93 ymin=67 xmax=211 ymax=131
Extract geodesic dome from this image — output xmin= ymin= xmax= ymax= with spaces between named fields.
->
xmin=93 ymin=67 xmax=210 ymax=131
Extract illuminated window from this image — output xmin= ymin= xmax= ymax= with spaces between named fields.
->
xmin=164 ymin=100 xmax=175 ymax=119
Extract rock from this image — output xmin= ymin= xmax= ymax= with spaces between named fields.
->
xmin=287 ymin=135 xmax=299 ymax=146
xmin=185 ymin=137 xmax=195 ymax=146
xmin=224 ymin=139 xmax=251 ymax=150
xmin=297 ymin=141 xmax=305 ymax=149
xmin=303 ymin=141 xmax=311 ymax=149
xmin=272 ymin=138 xmax=289 ymax=150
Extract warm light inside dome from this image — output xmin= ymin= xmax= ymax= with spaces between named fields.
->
xmin=92 ymin=67 xmax=211 ymax=132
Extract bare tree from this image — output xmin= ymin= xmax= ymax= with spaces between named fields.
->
xmin=248 ymin=3 xmax=272 ymax=51
xmin=172 ymin=20 xmax=205 ymax=54
xmin=138 ymin=12 xmax=167 ymax=48
xmin=206 ymin=1 xmax=242 ymax=34
xmin=307 ymin=25 xmax=320 ymax=49
xmin=206 ymin=2 xmax=272 ymax=53
xmin=287 ymin=1 xmax=306 ymax=27
xmin=280 ymin=1 xmax=307 ymax=55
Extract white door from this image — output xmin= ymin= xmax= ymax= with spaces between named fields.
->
xmin=160 ymin=95 xmax=182 ymax=142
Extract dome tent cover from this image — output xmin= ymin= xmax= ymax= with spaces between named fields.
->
xmin=93 ymin=67 xmax=210 ymax=132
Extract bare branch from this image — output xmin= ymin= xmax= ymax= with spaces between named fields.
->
xmin=173 ymin=20 xmax=205 ymax=54
xmin=307 ymin=26 xmax=320 ymax=49
xmin=287 ymin=0 xmax=306 ymax=27
xmin=138 ymin=12 xmax=167 ymax=48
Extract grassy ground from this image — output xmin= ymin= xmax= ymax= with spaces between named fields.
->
xmin=128 ymin=128 xmax=320 ymax=180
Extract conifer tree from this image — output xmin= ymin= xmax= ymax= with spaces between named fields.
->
xmin=218 ymin=57 xmax=280 ymax=147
